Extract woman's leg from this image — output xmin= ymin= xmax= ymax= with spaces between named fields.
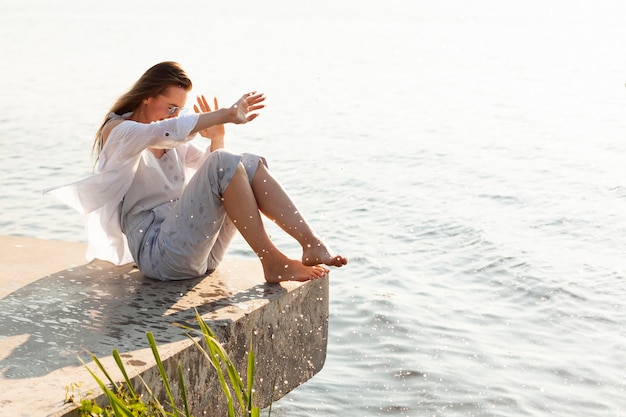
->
xmin=156 ymin=150 xmax=248 ymax=279
xmin=249 ymin=162 xmax=348 ymax=267
xmin=205 ymin=215 xmax=237 ymax=271
xmin=222 ymin=163 xmax=329 ymax=283
xmin=157 ymin=150 xmax=342 ymax=281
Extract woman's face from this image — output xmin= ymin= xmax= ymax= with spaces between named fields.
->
xmin=144 ymin=86 xmax=188 ymax=122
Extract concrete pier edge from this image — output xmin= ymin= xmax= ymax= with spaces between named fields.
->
xmin=0 ymin=235 xmax=329 ymax=417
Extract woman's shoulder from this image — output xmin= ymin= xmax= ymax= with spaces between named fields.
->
xmin=102 ymin=113 xmax=132 ymax=145
xmin=103 ymin=118 xmax=125 ymax=134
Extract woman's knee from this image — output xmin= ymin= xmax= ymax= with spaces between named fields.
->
xmin=241 ymin=153 xmax=267 ymax=183
xmin=201 ymin=150 xmax=266 ymax=193
xmin=203 ymin=149 xmax=243 ymax=194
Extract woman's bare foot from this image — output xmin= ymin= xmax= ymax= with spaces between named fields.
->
xmin=302 ymin=239 xmax=348 ymax=267
xmin=262 ymin=257 xmax=329 ymax=283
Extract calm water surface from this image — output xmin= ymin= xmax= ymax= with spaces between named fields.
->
xmin=1 ymin=0 xmax=626 ymax=416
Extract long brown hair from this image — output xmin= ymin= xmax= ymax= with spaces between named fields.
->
xmin=92 ymin=61 xmax=193 ymax=164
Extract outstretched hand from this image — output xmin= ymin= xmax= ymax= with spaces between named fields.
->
xmin=231 ymin=92 xmax=266 ymax=124
xmin=193 ymin=95 xmax=225 ymax=140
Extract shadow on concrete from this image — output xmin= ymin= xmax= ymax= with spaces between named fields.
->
xmin=0 ymin=259 xmax=285 ymax=379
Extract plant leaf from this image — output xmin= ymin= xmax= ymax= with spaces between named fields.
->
xmin=112 ymin=349 xmax=138 ymax=400
xmin=147 ymin=332 xmax=181 ymax=417
xmin=178 ymin=364 xmax=191 ymax=417
xmin=247 ymin=348 xmax=255 ymax=412
xmin=82 ymin=361 xmax=133 ymax=417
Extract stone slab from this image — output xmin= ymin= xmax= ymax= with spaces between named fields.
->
xmin=0 ymin=235 xmax=329 ymax=416
xmin=0 ymin=235 xmax=87 ymax=298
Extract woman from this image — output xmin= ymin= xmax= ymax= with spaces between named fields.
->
xmin=45 ymin=61 xmax=347 ymax=282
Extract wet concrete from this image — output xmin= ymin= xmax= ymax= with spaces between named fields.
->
xmin=0 ymin=235 xmax=329 ymax=416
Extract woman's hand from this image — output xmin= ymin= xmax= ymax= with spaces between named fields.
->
xmin=193 ymin=95 xmax=225 ymax=142
xmin=231 ymin=92 xmax=266 ymax=124
xmin=190 ymin=92 xmax=265 ymax=140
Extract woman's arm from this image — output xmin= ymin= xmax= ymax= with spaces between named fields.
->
xmin=98 ymin=114 xmax=199 ymax=170
xmin=97 ymin=92 xmax=264 ymax=171
xmin=193 ymin=95 xmax=225 ymax=151
xmin=190 ymin=92 xmax=265 ymax=136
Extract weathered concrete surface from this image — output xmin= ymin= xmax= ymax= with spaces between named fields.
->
xmin=0 ymin=235 xmax=87 ymax=298
xmin=0 ymin=235 xmax=329 ymax=417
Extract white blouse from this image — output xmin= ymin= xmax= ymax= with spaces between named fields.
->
xmin=44 ymin=112 xmax=207 ymax=265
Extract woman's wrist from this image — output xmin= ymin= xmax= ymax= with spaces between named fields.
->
xmin=210 ymin=135 xmax=225 ymax=151
xmin=224 ymin=106 xmax=238 ymax=124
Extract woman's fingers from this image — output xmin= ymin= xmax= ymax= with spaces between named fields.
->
xmin=241 ymin=93 xmax=266 ymax=113
xmin=228 ymin=92 xmax=266 ymax=123
xmin=247 ymin=92 xmax=265 ymax=106
xmin=195 ymin=95 xmax=217 ymax=113
xmin=247 ymin=104 xmax=265 ymax=113
xmin=240 ymin=92 xmax=265 ymax=106
xmin=200 ymin=95 xmax=210 ymax=111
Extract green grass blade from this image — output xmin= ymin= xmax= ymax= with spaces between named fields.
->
xmin=184 ymin=330 xmax=244 ymax=414
xmin=184 ymin=333 xmax=219 ymax=372
xmin=194 ymin=310 xmax=246 ymax=412
xmin=194 ymin=312 xmax=217 ymax=338
xmin=146 ymin=332 xmax=180 ymax=417
xmin=87 ymin=353 xmax=118 ymax=391
xmin=112 ymin=349 xmax=138 ymax=399
xmin=178 ymin=364 xmax=191 ymax=417
xmin=246 ymin=348 xmax=255 ymax=411
xmin=207 ymin=338 xmax=235 ymax=406
xmin=81 ymin=360 xmax=110 ymax=396
xmin=196 ymin=310 xmax=243 ymax=410
xmin=267 ymin=369 xmax=279 ymax=417
xmin=82 ymin=361 xmax=134 ymax=417
xmin=222 ymin=354 xmax=246 ymax=411
xmin=132 ymin=372 xmax=169 ymax=417
xmin=106 ymin=392 xmax=136 ymax=417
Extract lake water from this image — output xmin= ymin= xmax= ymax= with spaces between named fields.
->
xmin=1 ymin=0 xmax=626 ymax=415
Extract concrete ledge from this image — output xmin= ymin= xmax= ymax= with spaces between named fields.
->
xmin=0 ymin=235 xmax=87 ymax=298
xmin=0 ymin=235 xmax=329 ymax=416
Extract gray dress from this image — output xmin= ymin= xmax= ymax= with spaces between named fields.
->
xmin=121 ymin=147 xmax=266 ymax=280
